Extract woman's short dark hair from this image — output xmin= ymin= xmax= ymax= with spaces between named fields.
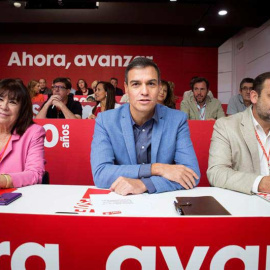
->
xmin=161 ymin=80 xmax=176 ymax=109
xmin=92 ymin=81 xmax=116 ymax=114
xmin=0 ymin=78 xmax=33 ymax=135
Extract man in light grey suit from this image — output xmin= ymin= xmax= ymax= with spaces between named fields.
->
xmin=180 ymin=77 xmax=225 ymax=120
xmin=207 ymin=72 xmax=270 ymax=194
xmin=91 ymin=57 xmax=200 ymax=195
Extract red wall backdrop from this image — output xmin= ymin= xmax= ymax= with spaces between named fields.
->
xmin=0 ymin=44 xmax=217 ymax=97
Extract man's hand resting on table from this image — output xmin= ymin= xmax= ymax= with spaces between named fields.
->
xmin=258 ymin=176 xmax=270 ymax=193
xmin=152 ymin=163 xmax=199 ymax=189
xmin=110 ymin=177 xmax=147 ymax=196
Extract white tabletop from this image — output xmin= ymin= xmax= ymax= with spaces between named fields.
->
xmin=1 ymin=185 xmax=270 ymax=217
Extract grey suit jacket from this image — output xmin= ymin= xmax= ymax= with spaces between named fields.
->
xmin=180 ymin=95 xmax=225 ymax=120
xmin=207 ymin=107 xmax=260 ymax=194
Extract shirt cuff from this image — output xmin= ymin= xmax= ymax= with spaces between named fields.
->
xmin=252 ymin=176 xmax=264 ymax=193
xmin=141 ymin=177 xmax=156 ymax=194
xmin=138 ymin=164 xmax=151 ymax=178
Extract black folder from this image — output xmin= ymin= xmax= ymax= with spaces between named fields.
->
xmin=174 ymin=196 xmax=231 ymax=215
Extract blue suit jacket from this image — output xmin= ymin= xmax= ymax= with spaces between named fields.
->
xmin=91 ymin=103 xmax=200 ymax=193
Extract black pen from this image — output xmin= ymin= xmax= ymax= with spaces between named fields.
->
xmin=55 ymin=211 xmax=79 ymax=214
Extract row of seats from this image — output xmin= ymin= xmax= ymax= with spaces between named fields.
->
xmin=35 ymin=119 xmax=214 ymax=187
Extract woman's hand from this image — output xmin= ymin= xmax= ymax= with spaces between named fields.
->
xmin=0 ymin=174 xmax=12 ymax=189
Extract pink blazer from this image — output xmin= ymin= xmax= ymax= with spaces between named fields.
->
xmin=0 ymin=124 xmax=45 ymax=188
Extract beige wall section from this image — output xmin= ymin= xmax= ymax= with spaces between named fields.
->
xmin=218 ymin=19 xmax=270 ymax=104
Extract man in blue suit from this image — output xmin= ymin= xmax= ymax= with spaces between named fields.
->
xmin=91 ymin=57 xmax=200 ymax=195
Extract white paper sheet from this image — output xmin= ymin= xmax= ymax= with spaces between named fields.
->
xmin=90 ymin=192 xmax=155 ymax=216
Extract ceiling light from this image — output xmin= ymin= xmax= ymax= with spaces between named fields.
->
xmin=218 ymin=10 xmax=228 ymax=16
xmin=170 ymin=0 xmax=177 ymax=1
xmin=14 ymin=2 xmax=22 ymax=8
xmin=198 ymin=27 xmax=205 ymax=32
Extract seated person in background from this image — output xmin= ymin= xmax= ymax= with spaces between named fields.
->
xmin=157 ymin=80 xmax=176 ymax=109
xmin=39 ymin=78 xmax=52 ymax=95
xmin=120 ymin=93 xmax=129 ymax=103
xmin=168 ymin=81 xmax=175 ymax=93
xmin=86 ymin=80 xmax=99 ymax=102
xmin=0 ymin=79 xmax=45 ymax=188
xmin=36 ymin=77 xmax=82 ymax=119
xmin=110 ymin=77 xmax=124 ymax=96
xmin=88 ymin=81 xmax=120 ymax=119
xmin=28 ymin=79 xmax=44 ymax=103
xmin=227 ymin=77 xmax=254 ymax=115
xmin=66 ymin=77 xmax=76 ymax=95
xmin=183 ymin=76 xmax=213 ymax=100
xmin=207 ymin=72 xmax=270 ymax=195
xmin=180 ymin=77 xmax=225 ymax=120
xmin=76 ymin=79 xmax=93 ymax=95
xmin=120 ymin=87 xmax=129 ymax=103
xmin=91 ymin=57 xmax=200 ymax=195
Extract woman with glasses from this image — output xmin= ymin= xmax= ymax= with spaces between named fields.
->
xmin=0 ymin=78 xmax=45 ymax=188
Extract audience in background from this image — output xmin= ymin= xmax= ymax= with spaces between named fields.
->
xmin=0 ymin=79 xmax=45 ymax=188
xmin=227 ymin=77 xmax=254 ymax=115
xmin=39 ymin=78 xmax=52 ymax=95
xmin=180 ymin=77 xmax=225 ymax=120
xmin=168 ymin=81 xmax=175 ymax=93
xmin=86 ymin=80 xmax=99 ymax=102
xmin=120 ymin=93 xmax=129 ymax=103
xmin=36 ymin=77 xmax=82 ymax=119
xmin=88 ymin=81 xmax=119 ymax=119
xmin=157 ymin=80 xmax=176 ymax=109
xmin=28 ymin=80 xmax=44 ymax=103
xmin=110 ymin=77 xmax=124 ymax=96
xmin=207 ymin=72 xmax=270 ymax=194
xmin=66 ymin=77 xmax=76 ymax=95
xmin=76 ymin=79 xmax=93 ymax=95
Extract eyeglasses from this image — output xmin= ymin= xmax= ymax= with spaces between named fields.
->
xmin=52 ymin=85 xmax=66 ymax=90
xmin=241 ymin=87 xmax=253 ymax=91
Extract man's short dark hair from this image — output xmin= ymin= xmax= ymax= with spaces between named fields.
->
xmin=253 ymin=72 xmax=270 ymax=97
xmin=191 ymin=77 xmax=209 ymax=90
xmin=110 ymin=77 xmax=118 ymax=82
xmin=53 ymin=77 xmax=71 ymax=90
xmin=189 ymin=76 xmax=199 ymax=89
xmin=125 ymin=57 xmax=160 ymax=84
xmin=239 ymin=78 xmax=254 ymax=89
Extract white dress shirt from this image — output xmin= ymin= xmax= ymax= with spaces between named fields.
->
xmin=251 ymin=112 xmax=270 ymax=193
